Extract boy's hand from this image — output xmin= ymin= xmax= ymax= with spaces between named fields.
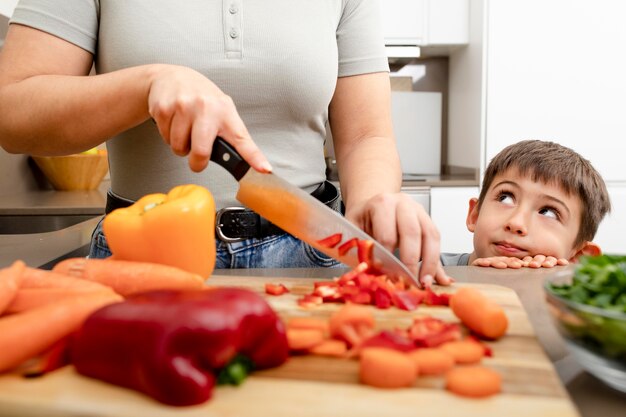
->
xmin=472 ymin=255 xmax=569 ymax=269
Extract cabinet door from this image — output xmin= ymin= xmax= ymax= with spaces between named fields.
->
xmin=594 ymin=186 xmax=626 ymax=254
xmin=380 ymin=0 xmax=426 ymax=45
xmin=430 ymin=187 xmax=478 ymax=254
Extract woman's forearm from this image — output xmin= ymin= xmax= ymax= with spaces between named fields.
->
xmin=335 ymin=135 xmax=402 ymax=210
xmin=0 ymin=65 xmax=159 ymax=155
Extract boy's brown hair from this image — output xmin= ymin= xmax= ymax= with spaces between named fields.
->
xmin=477 ymin=140 xmax=611 ymax=247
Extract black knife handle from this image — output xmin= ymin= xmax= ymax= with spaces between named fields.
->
xmin=210 ymin=137 xmax=250 ymax=181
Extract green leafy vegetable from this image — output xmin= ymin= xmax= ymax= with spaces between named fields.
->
xmin=547 ymin=255 xmax=626 ymax=360
xmin=549 ymin=255 xmax=626 ymax=313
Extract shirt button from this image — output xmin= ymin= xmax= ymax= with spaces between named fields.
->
xmin=229 ymin=4 xmax=239 ymax=14
xmin=229 ymin=28 xmax=239 ymax=39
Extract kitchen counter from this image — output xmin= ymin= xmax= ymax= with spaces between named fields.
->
xmin=0 ymin=180 xmax=108 ymax=215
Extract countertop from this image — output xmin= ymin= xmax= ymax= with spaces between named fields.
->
xmin=2 ymin=206 xmax=624 ymax=416
xmin=0 ymin=180 xmax=108 ymax=215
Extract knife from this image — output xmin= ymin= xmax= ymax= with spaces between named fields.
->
xmin=209 ymin=137 xmax=420 ymax=287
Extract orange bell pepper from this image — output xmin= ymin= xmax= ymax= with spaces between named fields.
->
xmin=103 ymin=185 xmax=216 ymax=278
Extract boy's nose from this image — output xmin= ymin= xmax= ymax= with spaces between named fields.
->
xmin=505 ymin=212 xmax=528 ymax=236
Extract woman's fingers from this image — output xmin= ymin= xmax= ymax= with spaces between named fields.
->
xmin=147 ymin=65 xmax=271 ymax=173
xmin=349 ymin=193 xmax=443 ymax=288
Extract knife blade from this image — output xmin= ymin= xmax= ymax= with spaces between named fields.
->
xmin=210 ymin=137 xmax=420 ymax=287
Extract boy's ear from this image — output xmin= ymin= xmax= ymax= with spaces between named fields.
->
xmin=570 ymin=241 xmax=602 ymax=262
xmin=466 ymin=198 xmax=479 ymax=233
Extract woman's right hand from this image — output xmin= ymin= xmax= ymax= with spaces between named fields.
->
xmin=147 ymin=65 xmax=272 ymax=173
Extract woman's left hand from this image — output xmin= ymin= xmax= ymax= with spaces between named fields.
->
xmin=345 ymin=192 xmax=453 ymax=288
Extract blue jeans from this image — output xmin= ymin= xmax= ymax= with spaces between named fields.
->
xmin=88 ymin=217 xmax=341 ymax=269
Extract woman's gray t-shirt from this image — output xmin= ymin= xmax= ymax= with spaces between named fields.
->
xmin=11 ymin=0 xmax=389 ymax=207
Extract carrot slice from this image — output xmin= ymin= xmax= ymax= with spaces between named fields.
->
xmin=308 ymin=339 xmax=348 ymax=357
xmin=409 ymin=348 xmax=455 ymax=376
xmin=0 ymin=291 xmax=122 ymax=373
xmin=0 ymin=260 xmax=25 ymax=316
xmin=440 ymin=340 xmax=485 ymax=364
xmin=286 ymin=328 xmax=325 ymax=351
xmin=450 ymin=287 xmax=508 ymax=340
xmin=20 ymin=266 xmax=110 ymax=291
xmin=445 ymin=366 xmax=502 ymax=397
xmin=359 ymin=347 xmax=417 ymax=388
xmin=52 ymin=258 xmax=205 ymax=296
xmin=287 ymin=317 xmax=330 ymax=335
xmin=329 ymin=304 xmax=376 ymax=347
xmin=6 ymin=287 xmax=116 ymax=314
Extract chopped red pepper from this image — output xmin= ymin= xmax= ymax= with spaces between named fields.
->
xmin=408 ymin=316 xmax=462 ymax=348
xmin=72 ymin=288 xmax=289 ymax=406
xmin=356 ymin=239 xmax=374 ymax=264
xmin=424 ymin=288 xmax=451 ymax=306
xmin=337 ymin=237 xmax=359 ymax=256
xmin=359 ymin=330 xmax=416 ymax=353
xmin=265 ymin=283 xmax=289 ymax=296
xmin=391 ymin=289 xmax=426 ymax=311
xmin=297 ymin=294 xmax=324 ymax=308
xmin=317 ymin=233 xmax=343 ymax=249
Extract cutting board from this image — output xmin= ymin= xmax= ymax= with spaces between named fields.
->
xmin=0 ymin=276 xmax=580 ymax=417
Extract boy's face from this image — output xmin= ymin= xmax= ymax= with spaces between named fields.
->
xmin=467 ymin=168 xmax=583 ymax=261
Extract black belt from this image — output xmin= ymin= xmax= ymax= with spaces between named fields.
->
xmin=105 ymin=181 xmax=341 ymax=242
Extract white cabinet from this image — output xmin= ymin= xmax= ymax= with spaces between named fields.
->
xmin=430 ymin=186 xmax=478 ymax=254
xmin=380 ymin=0 xmax=469 ymax=51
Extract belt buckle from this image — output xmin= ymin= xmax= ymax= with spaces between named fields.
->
xmin=215 ymin=207 xmax=248 ymax=243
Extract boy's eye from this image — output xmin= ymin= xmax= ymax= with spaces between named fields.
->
xmin=539 ymin=207 xmax=560 ymax=220
xmin=496 ymin=191 xmax=514 ymax=205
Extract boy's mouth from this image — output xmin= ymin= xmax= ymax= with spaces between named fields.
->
xmin=493 ymin=241 xmax=526 ymax=256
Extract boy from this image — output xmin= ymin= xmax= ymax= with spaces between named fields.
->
xmin=441 ymin=140 xmax=611 ymax=268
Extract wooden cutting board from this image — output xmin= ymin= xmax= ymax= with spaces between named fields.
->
xmin=0 ymin=276 xmax=580 ymax=417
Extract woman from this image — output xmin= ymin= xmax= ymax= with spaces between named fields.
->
xmin=0 ymin=0 xmax=449 ymax=286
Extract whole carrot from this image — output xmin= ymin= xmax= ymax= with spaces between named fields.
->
xmin=0 ymin=291 xmax=122 ymax=373
xmin=449 ymin=287 xmax=508 ymax=340
xmin=6 ymin=287 xmax=116 ymax=314
xmin=52 ymin=258 xmax=205 ymax=296
xmin=20 ymin=266 xmax=111 ymax=291
xmin=0 ymin=260 xmax=25 ymax=316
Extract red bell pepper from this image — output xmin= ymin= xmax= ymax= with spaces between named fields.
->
xmin=71 ymin=288 xmax=289 ymax=406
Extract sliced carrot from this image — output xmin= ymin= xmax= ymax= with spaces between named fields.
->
xmin=6 ymin=287 xmax=116 ymax=314
xmin=0 ymin=291 xmax=122 ymax=373
xmin=308 ymin=339 xmax=348 ymax=357
xmin=359 ymin=347 xmax=417 ymax=388
xmin=329 ymin=304 xmax=376 ymax=347
xmin=20 ymin=266 xmax=110 ymax=291
xmin=0 ymin=260 xmax=25 ymax=316
xmin=450 ymin=287 xmax=508 ymax=340
xmin=286 ymin=328 xmax=326 ymax=351
xmin=52 ymin=258 xmax=205 ymax=296
xmin=287 ymin=317 xmax=330 ymax=335
xmin=445 ymin=366 xmax=502 ymax=397
xmin=440 ymin=340 xmax=485 ymax=364
xmin=408 ymin=348 xmax=455 ymax=376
